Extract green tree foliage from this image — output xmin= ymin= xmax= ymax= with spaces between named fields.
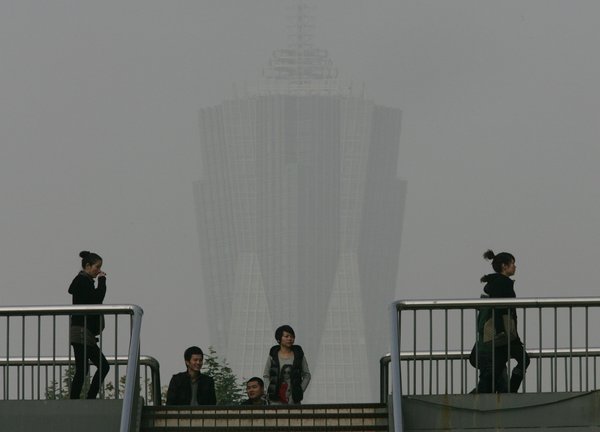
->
xmin=45 ymin=367 xmax=76 ymax=400
xmin=203 ymin=346 xmax=245 ymax=405
xmin=45 ymin=366 xmax=157 ymax=404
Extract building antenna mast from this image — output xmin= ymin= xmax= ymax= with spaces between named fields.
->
xmin=263 ymin=0 xmax=337 ymax=85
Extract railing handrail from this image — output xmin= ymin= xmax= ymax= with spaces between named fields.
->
xmin=379 ymin=348 xmax=600 ymax=403
xmin=0 ymin=304 xmax=142 ymax=316
xmin=0 ymin=354 xmax=158 ymax=368
xmin=0 ymin=304 xmax=143 ymax=432
xmin=392 ymin=297 xmax=600 ymax=310
xmin=391 ymin=347 xmax=600 ymax=361
xmin=0 ymin=355 xmax=161 ymax=406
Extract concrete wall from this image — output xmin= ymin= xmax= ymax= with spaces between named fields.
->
xmin=402 ymin=391 xmax=600 ymax=431
xmin=0 ymin=400 xmax=124 ymax=432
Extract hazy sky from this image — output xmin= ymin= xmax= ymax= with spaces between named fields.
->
xmin=2 ymin=0 xmax=600 ymax=383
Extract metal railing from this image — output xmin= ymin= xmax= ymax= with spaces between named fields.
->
xmin=0 ymin=355 xmax=161 ymax=405
xmin=0 ymin=305 xmax=143 ymax=432
xmin=380 ymin=347 xmax=600 ymax=403
xmin=388 ymin=297 xmax=600 ymax=432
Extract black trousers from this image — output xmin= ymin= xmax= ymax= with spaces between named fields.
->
xmin=476 ymin=342 xmax=530 ymax=393
xmin=70 ymin=343 xmax=110 ymax=399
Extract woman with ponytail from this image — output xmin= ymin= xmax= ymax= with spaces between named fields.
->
xmin=68 ymin=250 xmax=110 ymax=399
xmin=474 ymin=250 xmax=530 ymax=393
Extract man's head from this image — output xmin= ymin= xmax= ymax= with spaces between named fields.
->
xmin=245 ymin=377 xmax=265 ymax=402
xmin=184 ymin=346 xmax=204 ymax=375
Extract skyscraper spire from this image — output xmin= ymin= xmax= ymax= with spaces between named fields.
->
xmin=263 ymin=0 xmax=337 ymax=84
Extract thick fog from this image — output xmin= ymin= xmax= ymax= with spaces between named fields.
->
xmin=2 ymin=0 xmax=600 ymax=390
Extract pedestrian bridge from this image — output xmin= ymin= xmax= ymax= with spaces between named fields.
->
xmin=387 ymin=297 xmax=600 ymax=431
xmin=2 ymin=298 xmax=600 ymax=431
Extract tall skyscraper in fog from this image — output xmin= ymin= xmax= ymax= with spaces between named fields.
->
xmin=194 ymin=2 xmax=405 ymax=402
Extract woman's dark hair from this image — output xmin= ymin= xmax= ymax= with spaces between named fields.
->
xmin=79 ymin=250 xmax=103 ymax=269
xmin=481 ymin=249 xmax=515 ymax=282
xmin=275 ymin=325 xmax=295 ymax=343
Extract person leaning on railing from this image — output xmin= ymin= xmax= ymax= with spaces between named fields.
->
xmin=472 ymin=249 xmax=530 ymax=393
xmin=68 ymin=250 xmax=110 ymax=399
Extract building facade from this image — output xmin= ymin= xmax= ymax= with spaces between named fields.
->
xmin=194 ymin=2 xmax=405 ymax=402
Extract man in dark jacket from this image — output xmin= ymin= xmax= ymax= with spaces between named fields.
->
xmin=166 ymin=346 xmax=216 ymax=405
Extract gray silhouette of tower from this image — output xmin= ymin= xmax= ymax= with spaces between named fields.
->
xmin=194 ymin=1 xmax=406 ymax=402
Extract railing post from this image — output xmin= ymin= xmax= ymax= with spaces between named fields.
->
xmin=119 ymin=305 xmax=143 ymax=432
xmin=389 ymin=302 xmax=404 ymax=432
xmin=380 ymin=354 xmax=390 ymax=404
xmin=151 ymin=359 xmax=162 ymax=406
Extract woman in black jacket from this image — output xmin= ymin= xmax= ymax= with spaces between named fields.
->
xmin=476 ymin=249 xmax=530 ymax=393
xmin=68 ymin=250 xmax=110 ymax=399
